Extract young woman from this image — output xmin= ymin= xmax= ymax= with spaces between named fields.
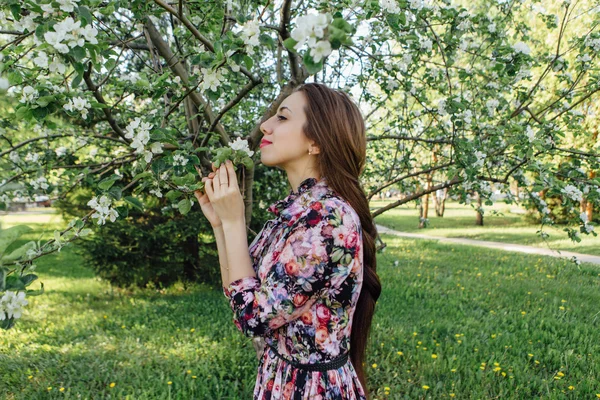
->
xmin=194 ymin=83 xmax=382 ymax=400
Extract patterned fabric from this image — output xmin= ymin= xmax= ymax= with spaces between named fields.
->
xmin=223 ymin=176 xmax=367 ymax=399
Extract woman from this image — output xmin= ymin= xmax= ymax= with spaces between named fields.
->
xmin=194 ymin=83 xmax=382 ymax=400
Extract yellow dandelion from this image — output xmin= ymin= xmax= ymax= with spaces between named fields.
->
xmin=494 ymin=367 xmax=501 ymax=372
xmin=28 ymin=376 xmax=33 ymax=379
xmin=521 ymin=311 xmax=526 ymax=315
xmin=372 ymin=363 xmax=378 ymax=368
xmin=557 ymin=372 xmax=565 ymax=377
xmin=103 ymin=315 xmax=107 ymax=319
xmin=422 ymin=385 xmax=430 ymax=390
xmin=121 ymin=325 xmax=125 ymax=329
xmin=413 ymin=332 xmax=418 ymax=336
xmin=167 ymin=381 xmax=172 ymax=385
xmin=418 ymin=341 xmax=422 ymax=345
xmin=397 ymin=351 xmax=404 ymax=356
xmin=60 ymin=388 xmax=65 ymax=392
xmin=535 ymin=360 xmax=540 ymax=364
xmin=450 ymin=394 xmax=455 ymax=398
xmin=494 ymin=362 xmax=500 ymax=366
xmin=110 ymin=382 xmax=116 ymax=388
xmin=384 ymin=386 xmax=390 ymax=391
xmin=451 ymin=369 xmax=457 ymax=372
xmin=192 ymin=376 xmax=197 ymax=379
xmin=559 ymin=306 xmax=565 ymax=310
xmin=561 ymin=299 xmax=567 ymax=303
xmin=47 ymin=387 xmax=52 ymax=391
xmin=501 ymin=372 xmax=506 ymax=377
xmin=568 ymin=386 xmax=574 ymax=390
xmin=596 ymin=394 xmax=600 ymax=399
xmin=528 ymin=353 xmax=534 ymax=357
xmin=190 ymin=328 xmax=195 ymax=332
xmin=432 ymin=354 xmax=438 ymax=359
xmin=187 ymin=370 xmax=192 ymax=374
xmin=457 ymin=340 xmax=462 ymax=344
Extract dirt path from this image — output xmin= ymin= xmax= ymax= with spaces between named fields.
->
xmin=376 ymin=224 xmax=600 ymax=266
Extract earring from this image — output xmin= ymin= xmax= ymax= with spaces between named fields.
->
xmin=308 ymin=149 xmax=312 ymax=155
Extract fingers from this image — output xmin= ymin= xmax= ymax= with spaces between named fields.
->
xmin=225 ymin=159 xmax=238 ymax=187
xmin=203 ymin=176 xmax=214 ymax=200
xmin=219 ymin=162 xmax=228 ymax=188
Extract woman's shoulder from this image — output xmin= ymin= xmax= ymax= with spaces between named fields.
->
xmin=306 ymin=192 xmax=362 ymax=232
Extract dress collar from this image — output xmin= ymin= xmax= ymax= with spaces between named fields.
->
xmin=267 ymin=176 xmax=326 ymax=219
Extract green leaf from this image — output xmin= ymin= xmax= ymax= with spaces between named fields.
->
xmin=243 ymin=55 xmax=253 ymax=70
xmin=302 ymin=52 xmax=324 ymax=75
xmin=36 ymin=95 xmax=55 ymax=107
xmin=165 ymin=190 xmax=183 ymax=202
xmin=0 ymin=268 xmax=5 ymax=291
xmin=26 ymin=282 xmax=44 ymax=296
xmin=77 ymin=6 xmax=93 ymax=26
xmin=98 ymin=175 xmax=120 ymax=190
xmin=71 ymin=73 xmax=83 ymax=89
xmin=20 ymin=274 xmax=38 ymax=287
xmin=124 ymin=196 xmax=144 ymax=211
xmin=107 ymin=186 xmax=122 ymax=201
xmin=178 ymin=198 xmax=192 ymax=215
xmin=283 ymin=38 xmax=299 ymax=52
xmin=0 ymin=226 xmax=33 ymax=258
xmin=2 ymin=241 xmax=36 ymax=263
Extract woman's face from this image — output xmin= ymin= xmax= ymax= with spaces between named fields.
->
xmin=259 ymin=91 xmax=318 ymax=169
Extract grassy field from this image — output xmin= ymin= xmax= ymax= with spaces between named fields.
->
xmin=371 ymin=200 xmax=600 ymax=256
xmin=1 ymin=212 xmax=600 ymax=399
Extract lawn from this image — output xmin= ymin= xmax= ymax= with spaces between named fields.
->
xmin=371 ymin=200 xmax=600 ymax=256
xmin=1 ymin=212 xmax=599 ymax=399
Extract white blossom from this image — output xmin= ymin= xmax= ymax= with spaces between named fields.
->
xmin=173 ymin=154 xmax=189 ymax=166
xmin=513 ymin=41 xmax=531 ymax=55
xmin=229 ymin=137 xmax=255 ymax=157
xmin=63 ymin=96 xmax=91 ymax=119
xmin=310 ymin=40 xmax=332 ymax=62
xmin=0 ymin=78 xmax=8 ymax=91
xmin=58 ymin=0 xmax=80 ymax=12
xmin=55 ymin=147 xmax=68 ymax=157
xmin=87 ymin=195 xmax=119 ymax=225
xmin=380 ymin=0 xmax=401 ymax=13
xmin=474 ymin=151 xmax=486 ymax=168
xmin=561 ymin=185 xmax=583 ymax=202
xmin=419 ymin=37 xmax=433 ymax=52
xmin=290 ymin=13 xmax=332 ymax=54
xmin=525 ymin=125 xmax=535 ymax=142
xmin=240 ymin=19 xmax=261 ymax=55
xmin=20 ymin=86 xmax=39 ymax=104
xmin=200 ymin=67 xmax=225 ymax=92
xmin=30 ymin=176 xmax=49 ymax=190
xmin=9 ymin=151 xmax=19 ymax=163
xmin=49 ymin=59 xmax=66 ymax=74
xmin=0 ymin=291 xmax=28 ymax=320
xmin=33 ymin=52 xmax=49 ymax=68
xmin=149 ymin=188 xmax=163 ymax=198
xmin=485 ymin=98 xmax=499 ymax=117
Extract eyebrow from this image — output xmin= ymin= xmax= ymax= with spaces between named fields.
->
xmin=278 ymin=106 xmax=292 ymax=114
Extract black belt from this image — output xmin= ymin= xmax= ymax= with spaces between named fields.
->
xmin=265 ymin=342 xmax=349 ymax=372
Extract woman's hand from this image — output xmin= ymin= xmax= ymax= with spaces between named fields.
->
xmin=195 ymin=160 xmax=245 ymax=226
xmin=194 ymin=164 xmax=222 ymax=228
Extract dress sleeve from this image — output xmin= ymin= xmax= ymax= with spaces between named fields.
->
xmin=223 ymin=199 xmax=362 ymax=338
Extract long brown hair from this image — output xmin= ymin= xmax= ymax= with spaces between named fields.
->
xmin=296 ymin=83 xmax=382 ymax=398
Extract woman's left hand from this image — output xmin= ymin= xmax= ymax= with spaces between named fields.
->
xmin=202 ymin=159 xmax=245 ymax=224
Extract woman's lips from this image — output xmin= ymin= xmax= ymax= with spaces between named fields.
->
xmin=260 ymin=141 xmax=272 ymax=148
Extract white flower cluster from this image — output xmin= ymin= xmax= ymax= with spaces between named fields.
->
xmin=200 ymin=67 xmax=225 ymax=92
xmin=124 ymin=118 xmax=163 ymax=163
xmin=419 ymin=36 xmax=433 ymax=52
xmin=0 ymin=291 xmax=28 ymax=321
xmin=63 ymin=96 xmax=91 ymax=119
xmin=580 ymin=212 xmax=595 ymax=233
xmin=20 ymin=86 xmax=39 ymax=104
xmin=380 ymin=0 xmax=401 ymax=13
xmin=173 ymin=154 xmax=189 ymax=166
xmin=485 ymin=98 xmax=499 ymax=117
xmin=562 ymin=184 xmax=583 ymax=202
xmin=230 ymin=137 xmax=254 ymax=157
xmin=30 ymin=176 xmax=49 ymax=190
xmin=291 ymin=13 xmax=333 ymax=62
xmin=525 ymin=125 xmax=535 ymax=142
xmin=512 ymin=41 xmax=531 ymax=55
xmin=473 ymin=151 xmax=486 ymax=168
xmin=44 ymin=17 xmax=98 ymax=54
xmin=55 ymin=147 xmax=68 ymax=157
xmin=585 ymin=37 xmax=600 ymax=52
xmin=87 ymin=195 xmax=119 ymax=225
xmin=240 ymin=19 xmax=260 ymax=55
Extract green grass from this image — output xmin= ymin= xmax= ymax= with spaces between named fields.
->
xmin=371 ymin=200 xmax=600 ymax=256
xmin=1 ymin=213 xmax=600 ymax=399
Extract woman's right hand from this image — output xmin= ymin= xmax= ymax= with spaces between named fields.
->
xmin=194 ymin=164 xmax=222 ymax=229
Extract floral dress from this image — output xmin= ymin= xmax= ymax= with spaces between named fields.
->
xmin=222 ymin=176 xmax=367 ymax=400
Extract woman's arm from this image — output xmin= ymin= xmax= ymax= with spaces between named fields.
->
xmin=213 ymin=225 xmax=229 ymax=288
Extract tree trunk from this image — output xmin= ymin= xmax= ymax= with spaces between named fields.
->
xmin=434 ymin=187 xmax=448 ymax=217
xmin=475 ymin=191 xmax=484 ymax=226
xmin=419 ymin=174 xmax=432 ymax=228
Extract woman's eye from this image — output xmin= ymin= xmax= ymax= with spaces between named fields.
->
xmin=277 ymin=115 xmax=287 ymax=121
